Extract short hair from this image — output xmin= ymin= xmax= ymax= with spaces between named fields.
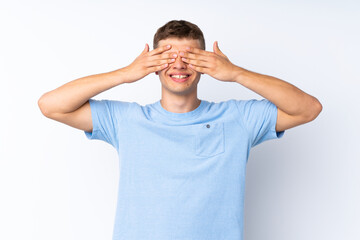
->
xmin=153 ymin=20 xmax=205 ymax=50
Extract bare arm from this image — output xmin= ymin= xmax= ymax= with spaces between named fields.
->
xmin=38 ymin=44 xmax=176 ymax=132
xmin=38 ymin=69 xmax=126 ymax=115
xmin=181 ymin=41 xmax=322 ymax=132
xmin=37 ymin=69 xmax=127 ymax=132
xmin=234 ymin=68 xmax=322 ymax=132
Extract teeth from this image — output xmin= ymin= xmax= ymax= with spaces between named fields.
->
xmin=171 ymin=75 xmax=189 ymax=79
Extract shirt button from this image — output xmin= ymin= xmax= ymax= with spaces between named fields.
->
xmin=206 ymin=124 xmax=210 ymax=128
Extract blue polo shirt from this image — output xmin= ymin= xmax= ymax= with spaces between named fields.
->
xmin=84 ymin=98 xmax=284 ymax=240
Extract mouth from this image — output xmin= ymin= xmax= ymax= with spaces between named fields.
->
xmin=169 ymin=74 xmax=192 ymax=83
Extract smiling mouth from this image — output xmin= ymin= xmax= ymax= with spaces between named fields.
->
xmin=169 ymin=74 xmax=191 ymax=82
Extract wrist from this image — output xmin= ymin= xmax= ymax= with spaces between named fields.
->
xmin=233 ymin=66 xmax=248 ymax=84
xmin=111 ymin=67 xmax=129 ymax=84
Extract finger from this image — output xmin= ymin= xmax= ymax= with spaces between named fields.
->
xmin=145 ymin=58 xmax=176 ymax=67
xmin=185 ymin=46 xmax=211 ymax=56
xmin=148 ymin=52 xmax=178 ymax=61
xmin=213 ymin=41 xmax=226 ymax=57
xmin=139 ymin=43 xmax=149 ymax=56
xmin=179 ymin=51 xmax=209 ymax=62
xmin=188 ymin=64 xmax=209 ymax=74
xmin=213 ymin=41 xmax=219 ymax=54
xmin=181 ymin=57 xmax=210 ymax=68
xmin=149 ymin=44 xmax=172 ymax=56
xmin=148 ymin=63 xmax=170 ymax=73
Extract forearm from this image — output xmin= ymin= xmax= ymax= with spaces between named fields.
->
xmin=38 ymin=68 xmax=126 ymax=115
xmin=234 ymin=67 xmax=321 ymax=117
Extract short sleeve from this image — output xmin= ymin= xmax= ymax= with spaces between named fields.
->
xmin=234 ymin=99 xmax=285 ymax=147
xmin=84 ymin=98 xmax=131 ymax=149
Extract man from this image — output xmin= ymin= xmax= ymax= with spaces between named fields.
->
xmin=38 ymin=20 xmax=322 ymax=240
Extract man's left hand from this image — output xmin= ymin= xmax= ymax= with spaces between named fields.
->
xmin=180 ymin=41 xmax=240 ymax=82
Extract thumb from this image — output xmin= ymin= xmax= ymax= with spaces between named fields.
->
xmin=213 ymin=41 xmax=225 ymax=56
xmin=142 ymin=43 xmax=149 ymax=55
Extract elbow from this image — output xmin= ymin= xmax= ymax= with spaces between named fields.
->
xmin=38 ymin=94 xmax=52 ymax=117
xmin=304 ymin=97 xmax=323 ymax=122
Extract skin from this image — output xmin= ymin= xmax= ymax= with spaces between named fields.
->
xmin=155 ymin=38 xmax=204 ymax=113
xmin=156 ymin=38 xmax=323 ymax=132
xmin=38 ymin=37 xmax=322 ymax=134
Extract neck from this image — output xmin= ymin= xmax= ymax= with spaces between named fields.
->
xmin=160 ymin=90 xmax=201 ymax=113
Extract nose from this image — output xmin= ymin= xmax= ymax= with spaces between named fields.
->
xmin=171 ymin=52 xmax=187 ymax=69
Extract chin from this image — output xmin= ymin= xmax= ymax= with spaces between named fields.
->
xmin=161 ymin=77 xmax=199 ymax=95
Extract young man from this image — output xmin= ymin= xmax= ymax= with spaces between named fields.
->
xmin=38 ymin=20 xmax=322 ymax=240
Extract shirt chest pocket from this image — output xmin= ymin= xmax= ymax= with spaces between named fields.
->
xmin=194 ymin=122 xmax=225 ymax=157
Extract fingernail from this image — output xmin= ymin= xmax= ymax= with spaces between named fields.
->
xmin=167 ymin=45 xmax=171 ymax=48
xmin=173 ymin=54 xmax=177 ymax=57
xmin=186 ymin=47 xmax=190 ymax=50
xmin=179 ymin=52 xmax=184 ymax=56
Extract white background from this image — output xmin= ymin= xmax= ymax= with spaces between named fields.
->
xmin=1 ymin=0 xmax=359 ymax=239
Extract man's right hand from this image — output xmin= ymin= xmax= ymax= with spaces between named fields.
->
xmin=38 ymin=43 xmax=177 ymax=133
xmin=121 ymin=44 xmax=177 ymax=83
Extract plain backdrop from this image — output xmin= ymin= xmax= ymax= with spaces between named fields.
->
xmin=1 ymin=0 xmax=359 ymax=239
